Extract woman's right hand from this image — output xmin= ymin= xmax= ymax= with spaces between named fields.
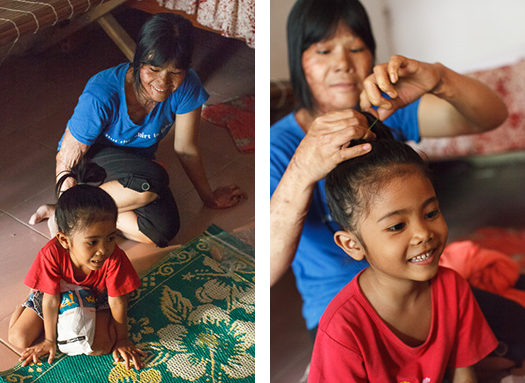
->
xmin=292 ymin=109 xmax=375 ymax=184
xmin=20 ymin=339 xmax=57 ymax=366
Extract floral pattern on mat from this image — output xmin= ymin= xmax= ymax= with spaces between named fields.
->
xmin=0 ymin=224 xmax=255 ymax=383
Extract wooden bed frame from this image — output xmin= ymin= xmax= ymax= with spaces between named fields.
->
xmin=0 ymin=0 xmax=245 ymax=65
xmin=0 ymin=0 xmax=136 ymax=63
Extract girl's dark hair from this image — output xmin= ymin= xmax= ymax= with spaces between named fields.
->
xmin=55 ymin=159 xmax=118 ymax=236
xmin=287 ymin=0 xmax=376 ymax=111
xmin=325 ymin=139 xmax=431 ymax=234
xmin=132 ymin=13 xmax=194 ymax=91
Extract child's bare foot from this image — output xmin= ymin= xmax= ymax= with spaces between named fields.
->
xmin=29 ymin=204 xmax=56 ymax=225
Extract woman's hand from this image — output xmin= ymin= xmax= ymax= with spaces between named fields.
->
xmin=204 ymin=184 xmax=248 ymax=209
xmin=112 ymin=338 xmax=147 ymax=370
xmin=360 ymin=55 xmax=443 ymax=121
xmin=292 ymin=109 xmax=375 ymax=185
xmin=20 ymin=339 xmax=57 ymax=366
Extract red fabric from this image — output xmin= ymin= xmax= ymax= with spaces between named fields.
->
xmin=439 ymin=240 xmax=525 ymax=307
xmin=308 ymin=267 xmax=497 ymax=383
xmin=24 ymin=237 xmax=141 ymax=298
xmin=410 ymin=60 xmax=525 ymax=158
xmin=467 ymin=227 xmax=525 ymax=269
xmin=201 ymin=95 xmax=255 ymax=153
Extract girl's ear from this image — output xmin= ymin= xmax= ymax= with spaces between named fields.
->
xmin=56 ymin=232 xmax=70 ymax=250
xmin=334 ymin=231 xmax=366 ymax=261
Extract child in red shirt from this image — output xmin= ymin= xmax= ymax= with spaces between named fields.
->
xmin=8 ymin=160 xmax=144 ymax=370
xmin=309 ymin=139 xmax=497 ymax=382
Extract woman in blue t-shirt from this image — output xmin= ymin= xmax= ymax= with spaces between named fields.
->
xmin=270 ymin=0 xmax=525 ymax=367
xmin=30 ymin=13 xmax=247 ymax=247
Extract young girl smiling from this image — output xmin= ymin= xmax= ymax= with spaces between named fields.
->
xmin=309 ymin=139 xmax=497 ymax=382
xmin=9 ymin=160 xmax=144 ymax=370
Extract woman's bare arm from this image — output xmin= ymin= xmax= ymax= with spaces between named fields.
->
xmin=361 ymin=55 xmax=508 ymax=138
xmin=174 ymin=107 xmax=247 ymax=208
xmin=56 ymin=127 xmax=90 ymax=191
xmin=270 ymin=110 xmax=374 ymax=286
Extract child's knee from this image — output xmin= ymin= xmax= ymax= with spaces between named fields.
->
xmin=90 ymin=313 xmax=116 ymax=356
xmin=90 ymin=337 xmax=114 ymax=356
xmin=8 ymin=328 xmax=32 ymax=349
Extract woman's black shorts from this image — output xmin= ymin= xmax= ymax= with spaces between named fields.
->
xmin=87 ymin=145 xmax=180 ymax=247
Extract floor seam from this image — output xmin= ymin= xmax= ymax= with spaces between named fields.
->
xmin=0 ymin=338 xmax=21 ymax=357
xmin=1 ymin=211 xmax=51 ymax=241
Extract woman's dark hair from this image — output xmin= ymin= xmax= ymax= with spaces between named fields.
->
xmin=132 ymin=13 xmax=194 ymax=91
xmin=55 ymin=159 xmax=118 ymax=236
xmin=325 ymin=139 xmax=431 ymax=235
xmin=287 ymin=0 xmax=376 ymax=112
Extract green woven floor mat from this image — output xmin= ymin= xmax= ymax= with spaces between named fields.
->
xmin=1 ymin=224 xmax=255 ymax=383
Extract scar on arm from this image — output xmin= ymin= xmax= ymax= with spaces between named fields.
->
xmin=56 ymin=127 xmax=90 ymax=180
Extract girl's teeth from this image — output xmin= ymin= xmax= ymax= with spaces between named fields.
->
xmin=410 ymin=251 xmax=432 ymax=262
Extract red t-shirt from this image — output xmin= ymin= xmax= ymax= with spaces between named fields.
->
xmin=24 ymin=237 xmax=141 ymax=297
xmin=309 ymin=267 xmax=497 ymax=383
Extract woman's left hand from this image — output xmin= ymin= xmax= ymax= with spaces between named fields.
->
xmin=112 ymin=338 xmax=147 ymax=370
xmin=360 ymin=55 xmax=443 ymax=120
xmin=205 ymin=184 xmax=248 ymax=209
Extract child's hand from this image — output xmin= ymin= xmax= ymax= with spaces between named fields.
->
xmin=20 ymin=339 xmax=57 ymax=366
xmin=112 ymin=338 xmax=146 ymax=370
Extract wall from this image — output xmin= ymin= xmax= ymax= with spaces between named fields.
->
xmin=384 ymin=0 xmax=525 ymax=73
xmin=270 ymin=0 xmax=525 ymax=81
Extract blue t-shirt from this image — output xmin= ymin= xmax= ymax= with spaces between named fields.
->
xmin=59 ymin=63 xmax=209 ymax=150
xmin=270 ymin=101 xmax=421 ymax=330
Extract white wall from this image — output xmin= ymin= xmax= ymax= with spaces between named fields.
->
xmin=270 ymin=0 xmax=525 ymax=81
xmin=384 ymin=0 xmax=525 ymax=73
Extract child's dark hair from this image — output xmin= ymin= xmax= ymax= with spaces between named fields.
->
xmin=326 ymin=139 xmax=431 ymax=235
xmin=55 ymin=159 xmax=118 ymax=236
xmin=132 ymin=13 xmax=194 ymax=91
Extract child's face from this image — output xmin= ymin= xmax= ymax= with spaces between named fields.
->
xmin=60 ymin=219 xmax=117 ymax=274
xmin=357 ymin=172 xmax=448 ymax=283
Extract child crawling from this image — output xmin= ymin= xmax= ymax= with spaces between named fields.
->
xmin=8 ymin=160 xmax=145 ymax=370
xmin=308 ymin=139 xmax=498 ymax=382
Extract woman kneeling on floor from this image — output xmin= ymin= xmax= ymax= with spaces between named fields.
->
xmin=30 ymin=12 xmax=247 ymax=248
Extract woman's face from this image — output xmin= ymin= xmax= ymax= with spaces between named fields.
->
xmin=139 ymin=63 xmax=187 ymax=103
xmin=302 ymin=22 xmax=373 ymax=114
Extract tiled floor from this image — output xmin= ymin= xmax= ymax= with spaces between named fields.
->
xmin=270 ymin=149 xmax=525 ymax=381
xmin=0 ymin=8 xmax=254 ymax=371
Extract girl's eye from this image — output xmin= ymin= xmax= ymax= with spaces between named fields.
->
xmin=350 ymin=48 xmax=365 ymax=53
xmin=317 ymin=50 xmax=330 ymax=55
xmin=108 ymin=236 xmax=115 ymax=243
xmin=87 ymin=241 xmax=96 ymax=246
xmin=388 ymin=223 xmax=406 ymax=232
xmin=426 ymin=210 xmax=440 ymax=219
